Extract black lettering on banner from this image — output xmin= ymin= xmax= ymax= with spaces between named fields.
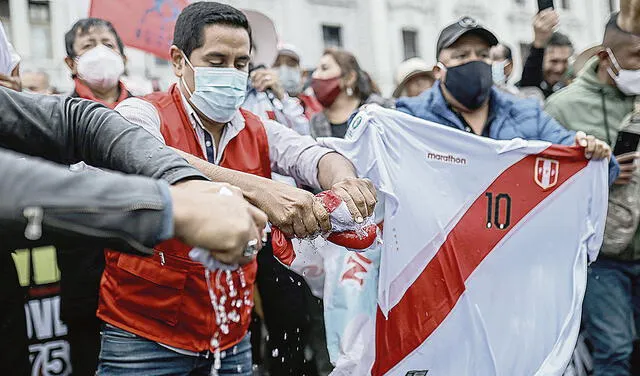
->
xmin=485 ymin=192 xmax=512 ymax=230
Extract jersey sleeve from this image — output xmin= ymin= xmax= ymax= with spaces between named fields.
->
xmin=317 ymin=106 xmax=399 ymax=215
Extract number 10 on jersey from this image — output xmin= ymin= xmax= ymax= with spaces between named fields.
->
xmin=485 ymin=192 xmax=511 ymax=230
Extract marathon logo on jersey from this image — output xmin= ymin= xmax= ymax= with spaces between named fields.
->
xmin=405 ymin=371 xmax=429 ymax=376
xmin=535 ymin=157 xmax=559 ymax=190
xmin=426 ymin=151 xmax=467 ymax=165
xmin=340 ymin=252 xmax=373 ymax=287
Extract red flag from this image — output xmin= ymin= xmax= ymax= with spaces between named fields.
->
xmin=89 ymin=0 xmax=189 ymax=60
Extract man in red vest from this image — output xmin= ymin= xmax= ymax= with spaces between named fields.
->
xmin=97 ymin=2 xmax=375 ymax=375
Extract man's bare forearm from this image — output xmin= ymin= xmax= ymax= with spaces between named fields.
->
xmin=174 ymin=148 xmax=375 ymax=235
xmin=317 ymin=152 xmax=358 ymax=190
xmin=172 ymin=148 xmax=275 ymax=206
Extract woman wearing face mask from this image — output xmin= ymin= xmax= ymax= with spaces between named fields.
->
xmin=64 ymin=18 xmax=131 ymax=108
xmin=310 ymin=48 xmax=393 ymax=139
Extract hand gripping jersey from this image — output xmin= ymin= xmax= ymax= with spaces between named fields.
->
xmin=271 ymin=190 xmax=378 ymax=298
xmin=312 ymin=105 xmax=608 ymax=376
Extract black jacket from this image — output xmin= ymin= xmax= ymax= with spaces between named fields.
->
xmin=0 ymin=87 xmax=206 ymax=325
xmin=0 ymin=87 xmax=206 ymax=251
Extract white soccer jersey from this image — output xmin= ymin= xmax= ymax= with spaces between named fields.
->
xmin=314 ymin=105 xmax=608 ymax=376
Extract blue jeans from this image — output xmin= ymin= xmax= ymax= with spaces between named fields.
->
xmin=97 ymin=324 xmax=252 ymax=376
xmin=583 ymin=257 xmax=640 ymax=376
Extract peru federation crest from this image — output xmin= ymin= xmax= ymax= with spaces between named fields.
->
xmin=535 ymin=157 xmax=559 ymax=190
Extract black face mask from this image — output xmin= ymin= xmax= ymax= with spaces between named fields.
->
xmin=442 ymin=61 xmax=493 ymax=110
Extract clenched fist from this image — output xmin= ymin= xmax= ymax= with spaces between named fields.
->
xmin=170 ymin=180 xmax=267 ymax=265
xmin=533 ymin=9 xmax=559 ymax=48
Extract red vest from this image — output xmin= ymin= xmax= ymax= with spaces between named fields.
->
xmin=72 ymin=78 xmax=132 ymax=109
xmin=98 ymin=84 xmax=271 ymax=353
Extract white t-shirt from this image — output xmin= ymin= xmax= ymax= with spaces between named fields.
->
xmin=310 ymin=105 xmax=608 ymax=376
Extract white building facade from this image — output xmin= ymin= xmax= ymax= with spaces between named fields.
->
xmin=1 ymin=0 xmax=620 ymax=95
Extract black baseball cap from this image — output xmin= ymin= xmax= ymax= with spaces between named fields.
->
xmin=436 ymin=16 xmax=499 ymax=58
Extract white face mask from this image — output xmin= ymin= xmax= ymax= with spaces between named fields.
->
xmin=76 ymin=44 xmax=125 ymax=91
xmin=491 ymin=60 xmax=508 ymax=85
xmin=181 ymin=52 xmax=248 ymax=124
xmin=606 ymin=48 xmax=640 ymax=96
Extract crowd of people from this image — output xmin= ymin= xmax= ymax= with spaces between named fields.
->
xmin=1 ymin=1 xmax=640 ymax=375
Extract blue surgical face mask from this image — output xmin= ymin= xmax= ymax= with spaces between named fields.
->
xmin=277 ymin=65 xmax=302 ymax=96
xmin=181 ymin=52 xmax=248 ymax=123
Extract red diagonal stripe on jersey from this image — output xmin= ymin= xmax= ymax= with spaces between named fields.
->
xmin=372 ymin=145 xmax=589 ymax=375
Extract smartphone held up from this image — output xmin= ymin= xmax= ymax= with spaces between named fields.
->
xmin=614 ymin=131 xmax=640 ymax=163
xmin=537 ymin=0 xmax=554 ymax=12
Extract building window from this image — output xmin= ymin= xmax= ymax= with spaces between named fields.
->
xmin=29 ymin=0 xmax=52 ymax=58
xmin=560 ymin=0 xmax=570 ymax=9
xmin=322 ymin=25 xmax=343 ymax=48
xmin=402 ymin=29 xmax=419 ymax=60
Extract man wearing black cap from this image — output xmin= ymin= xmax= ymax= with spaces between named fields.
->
xmin=396 ymin=16 xmax=616 ymax=181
